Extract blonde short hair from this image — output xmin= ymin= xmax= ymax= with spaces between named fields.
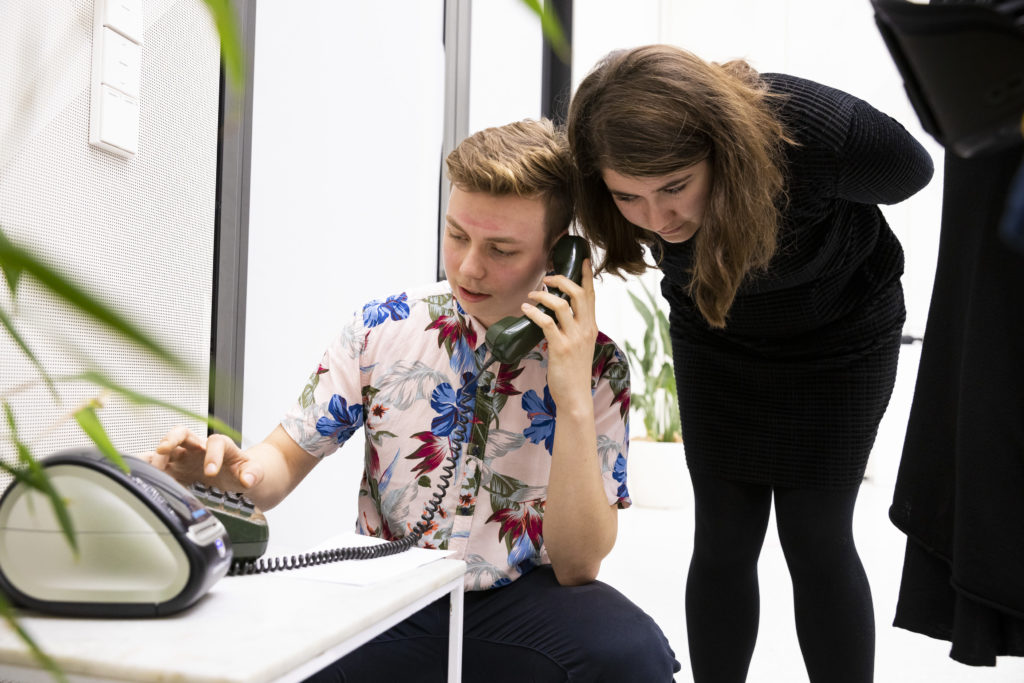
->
xmin=446 ymin=118 xmax=573 ymax=245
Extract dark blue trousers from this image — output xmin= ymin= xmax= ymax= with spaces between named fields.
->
xmin=305 ymin=565 xmax=680 ymax=682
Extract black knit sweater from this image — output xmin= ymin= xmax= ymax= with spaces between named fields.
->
xmin=658 ymin=73 xmax=934 ymax=488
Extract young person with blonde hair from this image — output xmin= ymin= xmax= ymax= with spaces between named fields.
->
xmin=568 ymin=45 xmax=934 ymax=683
xmin=146 ymin=118 xmax=679 ymax=682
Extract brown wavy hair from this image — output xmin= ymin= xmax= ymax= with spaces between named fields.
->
xmin=446 ymin=118 xmax=573 ymax=246
xmin=568 ymin=45 xmax=791 ymax=327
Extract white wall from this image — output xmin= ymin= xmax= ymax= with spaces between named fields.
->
xmin=467 ymin=0 xmax=544 ymax=132
xmin=244 ymin=1 xmax=445 ymax=550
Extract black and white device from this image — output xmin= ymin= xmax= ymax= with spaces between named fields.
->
xmin=0 ymin=448 xmax=232 ymax=617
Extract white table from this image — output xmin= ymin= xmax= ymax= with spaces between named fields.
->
xmin=0 ymin=556 xmax=466 ymax=682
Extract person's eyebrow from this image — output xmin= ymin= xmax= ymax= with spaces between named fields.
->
xmin=656 ymin=173 xmax=693 ymax=191
xmin=445 ymin=216 xmax=523 ymax=245
xmin=606 ymin=172 xmax=695 ymax=196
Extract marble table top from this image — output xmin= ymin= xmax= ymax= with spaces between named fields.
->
xmin=0 ymin=552 xmax=466 ymax=682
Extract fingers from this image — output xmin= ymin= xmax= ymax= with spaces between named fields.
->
xmin=232 ymin=460 xmax=261 ymax=489
xmin=205 ymin=434 xmax=260 ymax=490
xmin=203 ymin=433 xmax=231 ymax=478
xmin=141 ymin=449 xmax=168 ymax=470
xmin=145 ymin=427 xmax=208 ymax=478
xmin=146 ymin=427 xmax=254 ymax=492
xmin=528 ymin=258 xmax=597 ymax=331
xmin=156 ymin=425 xmax=205 ymax=455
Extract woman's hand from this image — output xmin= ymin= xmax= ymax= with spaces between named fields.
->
xmin=142 ymin=426 xmax=263 ymax=492
xmin=522 ymin=258 xmax=598 ymax=412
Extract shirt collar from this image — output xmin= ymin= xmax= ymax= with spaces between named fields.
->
xmin=444 ymin=282 xmax=488 ymax=351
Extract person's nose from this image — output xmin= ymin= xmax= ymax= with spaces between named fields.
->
xmin=460 ymin=245 xmax=486 ymax=280
xmin=645 ymin=199 xmax=675 ymax=233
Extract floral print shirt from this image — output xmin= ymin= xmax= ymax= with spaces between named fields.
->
xmin=281 ymin=280 xmax=632 ymax=590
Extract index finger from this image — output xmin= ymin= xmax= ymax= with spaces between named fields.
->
xmin=581 ymin=258 xmax=594 ymax=294
xmin=156 ymin=426 xmax=205 ymax=454
xmin=203 ymin=436 xmax=227 ymax=478
xmin=544 ymin=258 xmax=594 ymax=294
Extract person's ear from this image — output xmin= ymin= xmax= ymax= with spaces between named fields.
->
xmin=546 ymin=229 xmax=569 ymax=269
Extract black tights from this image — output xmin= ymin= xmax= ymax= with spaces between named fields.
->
xmin=685 ymin=473 xmax=874 ymax=683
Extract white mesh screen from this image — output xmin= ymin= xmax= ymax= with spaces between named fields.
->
xmin=0 ymin=0 xmax=220 ymax=492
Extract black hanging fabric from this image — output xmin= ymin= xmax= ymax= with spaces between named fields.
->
xmin=873 ymin=0 xmax=1024 ymax=666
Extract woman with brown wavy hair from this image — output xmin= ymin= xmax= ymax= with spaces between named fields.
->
xmin=568 ymin=44 xmax=934 ymax=683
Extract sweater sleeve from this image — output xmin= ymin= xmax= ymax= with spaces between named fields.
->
xmin=836 ymin=98 xmax=935 ymax=206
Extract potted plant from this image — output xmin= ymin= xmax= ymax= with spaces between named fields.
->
xmin=622 ymin=278 xmax=686 ymax=508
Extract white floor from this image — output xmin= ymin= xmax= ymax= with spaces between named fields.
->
xmin=598 ymin=343 xmax=1024 ymax=682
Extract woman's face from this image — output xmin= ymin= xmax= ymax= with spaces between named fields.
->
xmin=600 ymin=160 xmax=712 ymax=243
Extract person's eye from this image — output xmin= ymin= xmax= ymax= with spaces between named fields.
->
xmin=447 ymin=230 xmax=466 ymax=241
xmin=612 ymin=194 xmax=636 ymax=203
xmin=491 ymin=246 xmax=516 ymax=257
xmin=664 ymin=184 xmax=687 ymax=195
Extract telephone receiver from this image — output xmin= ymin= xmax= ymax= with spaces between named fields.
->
xmin=484 ymin=234 xmax=590 ymax=365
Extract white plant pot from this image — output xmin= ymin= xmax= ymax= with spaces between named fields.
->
xmin=626 ymin=440 xmax=689 ymax=509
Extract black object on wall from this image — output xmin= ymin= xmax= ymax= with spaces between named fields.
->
xmin=540 ymin=0 xmax=573 ymax=126
xmin=872 ymin=0 xmax=1024 ymax=158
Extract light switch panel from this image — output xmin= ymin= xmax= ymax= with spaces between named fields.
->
xmin=90 ymin=0 xmax=143 ymax=158
xmin=100 ymin=0 xmax=144 ymax=44
xmin=101 ymin=27 xmax=141 ymax=98
xmin=91 ymin=84 xmax=139 ymax=157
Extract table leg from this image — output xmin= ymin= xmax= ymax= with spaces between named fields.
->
xmin=447 ymin=582 xmax=465 ymax=683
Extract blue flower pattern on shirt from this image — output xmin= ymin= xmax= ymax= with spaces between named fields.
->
xmin=363 ymin=293 xmax=410 ymax=328
xmin=613 ymin=452 xmax=629 ymax=499
xmin=429 ymin=382 xmax=460 ymax=436
xmin=508 ymin=532 xmax=534 ymax=568
xmin=522 ymin=386 xmax=557 ymax=454
xmin=429 ymin=372 xmax=478 ymax=437
xmin=316 ymin=394 xmax=364 ymax=444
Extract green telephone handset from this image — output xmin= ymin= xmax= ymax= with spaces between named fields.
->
xmin=484 ymin=235 xmax=591 ymax=365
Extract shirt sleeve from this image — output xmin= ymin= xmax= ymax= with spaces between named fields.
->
xmin=835 ymin=98 xmax=935 ymax=206
xmin=280 ymin=309 xmax=368 ymax=459
xmin=591 ymin=335 xmax=632 ymax=509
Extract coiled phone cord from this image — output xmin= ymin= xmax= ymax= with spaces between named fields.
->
xmin=228 ymin=355 xmax=495 ymax=576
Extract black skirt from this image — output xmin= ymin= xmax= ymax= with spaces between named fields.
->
xmin=672 ymin=294 xmax=903 ymax=490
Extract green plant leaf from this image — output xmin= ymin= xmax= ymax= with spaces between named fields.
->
xmin=0 ymin=304 xmax=58 ymax=400
xmin=657 ymin=362 xmax=677 ymax=394
xmin=21 ymin=455 xmax=78 ymax=556
xmin=2 ymin=402 xmax=78 ymax=554
xmin=73 ymin=403 xmax=129 ymax=473
xmin=641 ymin=325 xmax=656 ymax=364
xmin=76 ymin=371 xmax=241 ymax=442
xmin=518 ymin=0 xmax=571 ymax=64
xmin=0 ymin=459 xmax=37 ymax=488
xmin=641 ymin=278 xmax=660 ymax=309
xmin=627 ymin=290 xmax=655 ymax=329
xmin=0 ymin=229 xmax=185 ymax=371
xmin=0 ymin=594 xmax=67 ymax=682
xmin=656 ymin=308 xmax=672 ymax=354
xmin=0 ymin=226 xmax=24 ymax=295
xmin=624 ymin=278 xmax=681 ymax=441
xmin=201 ymin=0 xmax=244 ymax=89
